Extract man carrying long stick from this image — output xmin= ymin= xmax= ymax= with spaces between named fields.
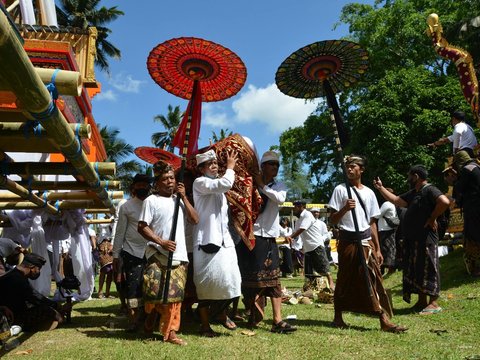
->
xmin=328 ymin=155 xmax=407 ymax=333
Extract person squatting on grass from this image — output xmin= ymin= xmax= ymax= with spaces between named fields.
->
xmin=192 ymin=149 xmax=242 ymax=337
xmin=374 ymin=164 xmax=450 ymax=315
xmin=329 ymin=155 xmax=407 ymax=333
xmin=138 ymin=161 xmax=199 ymax=346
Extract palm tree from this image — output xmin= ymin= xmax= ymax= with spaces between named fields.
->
xmin=99 ymin=124 xmax=141 ymax=194
xmin=211 ymin=128 xmax=233 ymax=143
xmin=151 ymin=105 xmax=182 ymax=152
xmin=56 ymin=0 xmax=124 ymax=73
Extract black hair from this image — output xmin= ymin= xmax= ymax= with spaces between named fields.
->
xmin=451 ymin=110 xmax=465 ymax=121
xmin=409 ymin=164 xmax=428 ymax=180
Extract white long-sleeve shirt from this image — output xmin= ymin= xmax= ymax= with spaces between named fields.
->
xmin=112 ymin=197 xmax=147 ymax=259
xmin=193 ymin=169 xmax=235 ymax=249
xmin=254 ymin=180 xmax=287 ymax=238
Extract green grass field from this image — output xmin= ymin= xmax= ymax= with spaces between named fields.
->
xmin=1 ymin=248 xmax=480 ymax=359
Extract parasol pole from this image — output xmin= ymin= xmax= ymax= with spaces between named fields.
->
xmin=162 ymin=80 xmax=199 ymax=304
xmin=323 ymin=79 xmax=374 ymax=300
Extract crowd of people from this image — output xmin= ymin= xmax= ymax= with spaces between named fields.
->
xmin=1 ymin=109 xmax=480 ymax=347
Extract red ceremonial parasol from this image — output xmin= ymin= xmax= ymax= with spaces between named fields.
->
xmin=146 ymin=37 xmax=247 ymax=303
xmin=134 ymin=147 xmax=182 ymax=170
xmin=275 ymin=39 xmax=376 ymax=305
xmin=147 ymin=37 xmax=247 ymax=156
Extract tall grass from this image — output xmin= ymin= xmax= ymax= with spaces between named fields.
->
xmin=1 ymin=248 xmax=479 ymax=359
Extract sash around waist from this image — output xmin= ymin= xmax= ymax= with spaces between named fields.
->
xmin=338 ymin=229 xmax=372 ymax=243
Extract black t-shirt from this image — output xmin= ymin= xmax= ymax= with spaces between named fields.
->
xmin=0 ymin=268 xmax=56 ymax=315
xmin=400 ymin=184 xmax=443 ymax=242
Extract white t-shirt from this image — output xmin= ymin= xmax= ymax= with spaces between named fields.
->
xmin=278 ymin=226 xmax=292 ymax=248
xmin=139 ymin=194 xmax=188 ymax=262
xmin=112 ymin=197 xmax=147 ymax=259
xmin=294 ymin=210 xmax=330 ymax=253
xmin=328 ymin=183 xmax=380 ymax=237
xmin=448 ymin=122 xmax=478 ymax=152
xmin=254 ymin=181 xmax=287 ymax=238
xmin=376 ymin=201 xmax=397 ymax=232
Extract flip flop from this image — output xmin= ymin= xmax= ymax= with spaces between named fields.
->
xmin=166 ymin=337 xmax=187 ymax=346
xmin=222 ymin=317 xmax=237 ymax=331
xmin=419 ymin=307 xmax=443 ymax=315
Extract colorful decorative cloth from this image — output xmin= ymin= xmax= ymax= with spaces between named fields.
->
xmin=143 ymin=253 xmax=187 ymax=304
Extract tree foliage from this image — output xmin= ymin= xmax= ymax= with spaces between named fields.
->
xmin=151 ymin=105 xmax=182 ymax=152
xmin=56 ymin=0 xmax=124 ymax=73
xmin=211 ymin=128 xmax=233 ymax=143
xmin=279 ymin=0 xmax=479 ymax=201
xmin=99 ymin=124 xmax=141 ymax=193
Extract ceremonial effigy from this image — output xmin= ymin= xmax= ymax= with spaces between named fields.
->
xmin=426 ymin=13 xmax=479 ymax=125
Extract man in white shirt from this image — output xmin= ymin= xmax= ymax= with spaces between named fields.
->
xmin=192 ymin=149 xmax=242 ymax=337
xmin=112 ymin=174 xmax=151 ymax=332
xmin=237 ymin=151 xmax=296 ymax=334
xmin=286 ymin=201 xmax=334 ymax=290
xmin=329 ymin=155 xmax=406 ymax=333
xmin=138 ymin=161 xmax=198 ymax=346
xmin=428 ymin=110 xmax=478 ymax=157
xmin=375 ymin=190 xmax=399 ymax=276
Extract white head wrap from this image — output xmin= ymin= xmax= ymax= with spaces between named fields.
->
xmin=196 ymin=149 xmax=217 ymax=166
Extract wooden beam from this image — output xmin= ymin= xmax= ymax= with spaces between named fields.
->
xmin=85 ymin=218 xmax=114 ymax=224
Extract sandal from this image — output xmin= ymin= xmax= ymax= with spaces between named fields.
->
xmin=166 ymin=337 xmax=187 ymax=346
xmin=271 ymin=320 xmax=297 ymax=334
xmin=222 ymin=317 xmax=237 ymax=331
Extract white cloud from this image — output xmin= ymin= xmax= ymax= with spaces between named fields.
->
xmin=231 ymin=84 xmax=318 ymax=133
xmin=202 ymin=103 xmax=229 ymax=127
xmin=109 ymin=73 xmax=145 ymax=93
xmin=93 ymin=89 xmax=117 ymax=101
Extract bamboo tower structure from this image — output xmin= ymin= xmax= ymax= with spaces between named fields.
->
xmin=0 ymin=3 xmax=124 ymax=221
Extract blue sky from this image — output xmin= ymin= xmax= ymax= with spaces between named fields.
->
xmin=92 ymin=0 xmax=373 ymax=163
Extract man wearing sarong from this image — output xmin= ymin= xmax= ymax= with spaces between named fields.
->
xmin=374 ymin=165 xmax=450 ymax=315
xmin=329 ymin=155 xmax=406 ymax=332
xmin=237 ymin=151 xmax=296 ymax=334
xmin=375 ymin=190 xmax=399 ymax=275
xmin=113 ymin=174 xmax=151 ymax=331
xmin=138 ymin=161 xmax=198 ymax=346
xmin=286 ymin=201 xmax=335 ymax=290
xmin=192 ymin=149 xmax=242 ymax=337
xmin=452 ymin=151 xmax=480 ymax=276
xmin=0 ymin=253 xmax=71 ymax=332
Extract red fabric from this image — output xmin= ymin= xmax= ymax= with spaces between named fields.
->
xmin=172 ymin=81 xmax=202 ymax=156
xmin=134 ymin=147 xmax=182 ymax=168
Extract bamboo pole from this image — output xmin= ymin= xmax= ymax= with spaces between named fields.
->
xmin=0 ymin=11 xmax=114 ymax=212
xmin=17 ymin=180 xmax=121 ymax=191
xmin=85 ymin=208 xmax=115 ymax=214
xmin=0 ymin=199 xmax=94 ymax=210
xmin=0 ymin=175 xmax=58 ymax=214
xmin=0 ymin=68 xmax=83 ymax=96
xmin=0 ymin=122 xmax=91 ymax=139
xmin=1 ymin=162 xmax=115 ymax=176
xmin=45 ymin=190 xmax=124 ymax=201
xmin=85 ymin=218 xmax=114 ymax=224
